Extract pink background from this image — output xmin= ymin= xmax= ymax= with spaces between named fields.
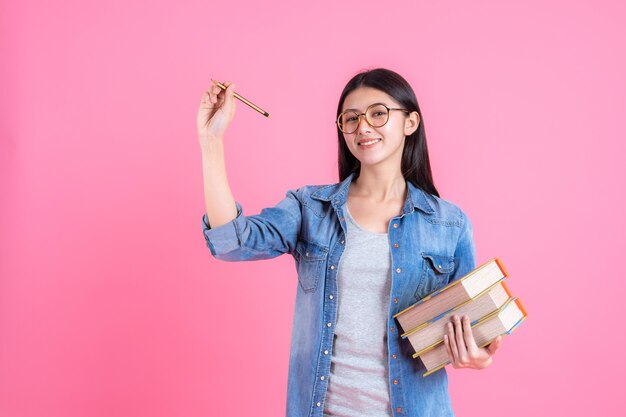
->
xmin=2 ymin=0 xmax=625 ymax=416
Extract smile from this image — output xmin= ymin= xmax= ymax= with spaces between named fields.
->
xmin=358 ymin=138 xmax=381 ymax=146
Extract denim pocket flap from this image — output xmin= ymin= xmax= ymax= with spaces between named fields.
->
xmin=414 ymin=253 xmax=456 ymax=301
xmin=422 ymin=253 xmax=455 ymax=274
xmin=295 ymin=239 xmax=329 ymax=293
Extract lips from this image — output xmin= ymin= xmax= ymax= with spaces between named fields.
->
xmin=357 ymin=138 xmax=382 ymax=145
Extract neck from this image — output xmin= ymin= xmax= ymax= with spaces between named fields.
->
xmin=351 ymin=166 xmax=406 ymax=203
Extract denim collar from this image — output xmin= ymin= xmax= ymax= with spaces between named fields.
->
xmin=310 ymin=172 xmax=435 ymax=215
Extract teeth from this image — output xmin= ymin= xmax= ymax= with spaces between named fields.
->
xmin=359 ymin=139 xmax=381 ymax=146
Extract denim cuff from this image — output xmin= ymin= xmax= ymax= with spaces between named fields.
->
xmin=201 ymin=201 xmax=245 ymax=255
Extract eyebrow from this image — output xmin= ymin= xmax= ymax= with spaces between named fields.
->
xmin=342 ymin=102 xmax=388 ymax=112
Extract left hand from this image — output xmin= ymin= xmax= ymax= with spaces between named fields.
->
xmin=443 ymin=314 xmax=502 ymax=370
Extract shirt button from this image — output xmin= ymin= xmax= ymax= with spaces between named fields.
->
xmin=317 ymin=402 xmax=321 ymax=407
xmin=324 ymin=350 xmax=329 ymax=355
xmin=438 ymin=264 xmax=442 ymax=269
xmin=392 ymin=354 xmax=397 ymax=359
xmin=305 ymin=252 xmax=309 ymax=257
xmin=393 ymin=379 xmax=399 ymax=385
xmin=396 ymin=268 xmax=401 ymax=273
xmin=327 ymin=322 xmax=332 ymax=327
xmin=390 ymin=326 xmax=395 ymax=332
xmin=340 ymin=240 xmax=345 ymax=244
xmin=393 ymin=223 xmax=398 ymax=228
xmin=396 ymin=407 xmax=402 ymax=412
xmin=393 ymin=297 xmax=398 ymax=303
xmin=320 ymin=376 xmax=325 ymax=380
xmin=329 ymin=294 xmax=334 ymax=300
xmin=340 ymin=217 xmax=345 ymax=222
xmin=393 ymin=243 xmax=399 ymax=248
xmin=330 ymin=265 xmax=335 ymax=270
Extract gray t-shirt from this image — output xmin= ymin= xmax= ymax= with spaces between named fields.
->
xmin=323 ymin=202 xmax=393 ymax=417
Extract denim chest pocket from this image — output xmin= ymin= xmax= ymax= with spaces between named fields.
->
xmin=414 ymin=253 xmax=456 ymax=301
xmin=295 ymin=239 xmax=329 ymax=293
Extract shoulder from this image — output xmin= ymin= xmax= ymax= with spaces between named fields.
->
xmin=420 ymin=191 xmax=470 ymax=229
xmin=285 ymin=182 xmax=338 ymax=218
xmin=288 ymin=181 xmax=340 ymax=201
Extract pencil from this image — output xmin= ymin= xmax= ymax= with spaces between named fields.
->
xmin=210 ymin=79 xmax=270 ymax=118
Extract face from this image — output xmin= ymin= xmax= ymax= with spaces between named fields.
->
xmin=340 ymin=87 xmax=420 ymax=169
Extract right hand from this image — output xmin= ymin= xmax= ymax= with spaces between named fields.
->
xmin=197 ymin=80 xmax=236 ymax=145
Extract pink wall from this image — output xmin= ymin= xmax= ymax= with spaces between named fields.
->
xmin=2 ymin=0 xmax=625 ymax=416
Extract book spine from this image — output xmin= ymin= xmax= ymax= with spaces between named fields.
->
xmin=495 ymin=258 xmax=509 ymax=277
xmin=514 ymin=297 xmax=528 ymax=318
xmin=501 ymin=280 xmax=513 ymax=299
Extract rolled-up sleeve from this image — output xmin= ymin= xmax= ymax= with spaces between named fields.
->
xmin=449 ymin=210 xmax=477 ymax=282
xmin=201 ymin=188 xmax=302 ymax=262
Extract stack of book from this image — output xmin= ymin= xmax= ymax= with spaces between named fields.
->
xmin=393 ymin=258 xmax=527 ymax=377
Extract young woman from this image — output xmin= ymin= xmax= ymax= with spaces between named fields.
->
xmin=197 ymin=68 xmax=503 ymax=417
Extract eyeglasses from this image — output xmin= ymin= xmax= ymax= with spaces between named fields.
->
xmin=336 ymin=103 xmax=410 ymax=134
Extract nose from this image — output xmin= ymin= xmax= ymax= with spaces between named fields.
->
xmin=356 ymin=113 xmax=372 ymax=134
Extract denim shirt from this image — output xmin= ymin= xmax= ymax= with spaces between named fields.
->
xmin=201 ymin=172 xmax=476 ymax=417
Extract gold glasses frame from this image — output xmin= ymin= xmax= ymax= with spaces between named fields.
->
xmin=336 ymin=103 xmax=410 ymax=134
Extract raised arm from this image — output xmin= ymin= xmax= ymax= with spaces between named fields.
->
xmin=197 ymin=80 xmax=301 ymax=261
xmin=197 ymin=80 xmax=238 ymax=229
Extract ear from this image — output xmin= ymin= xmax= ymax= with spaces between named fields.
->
xmin=404 ymin=111 xmax=420 ymax=136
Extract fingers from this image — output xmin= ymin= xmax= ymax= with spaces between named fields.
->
xmin=200 ymin=80 xmax=234 ymax=106
xmin=223 ymin=82 xmax=236 ymax=107
xmin=446 ymin=315 xmax=473 ymax=368
xmin=446 ymin=321 xmax=460 ymax=366
xmin=443 ymin=334 xmax=454 ymax=367
xmin=219 ymin=81 xmax=234 ymax=96
xmin=445 ymin=315 xmax=502 ymax=371
xmin=487 ymin=335 xmax=503 ymax=355
xmin=200 ymin=89 xmax=216 ymax=107
xmin=453 ymin=315 xmax=468 ymax=363
xmin=462 ymin=315 xmax=478 ymax=352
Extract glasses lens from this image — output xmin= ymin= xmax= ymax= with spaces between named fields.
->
xmin=366 ymin=104 xmax=389 ymax=128
xmin=339 ymin=111 xmax=359 ymax=133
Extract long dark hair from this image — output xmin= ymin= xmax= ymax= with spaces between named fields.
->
xmin=336 ymin=68 xmax=439 ymax=197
